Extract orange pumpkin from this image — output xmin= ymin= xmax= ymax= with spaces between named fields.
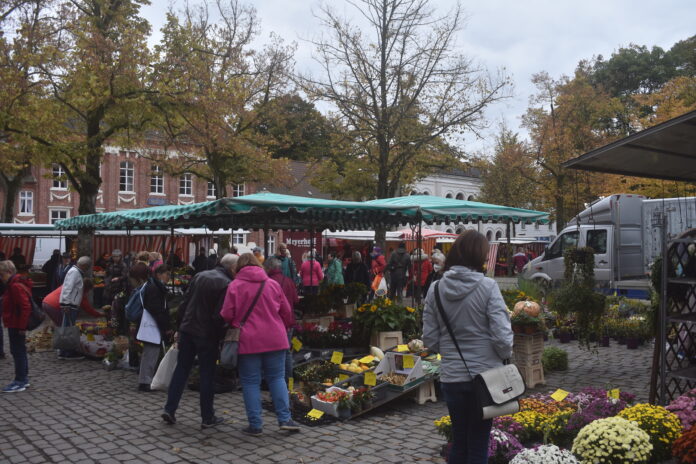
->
xmin=513 ymin=300 xmax=541 ymax=317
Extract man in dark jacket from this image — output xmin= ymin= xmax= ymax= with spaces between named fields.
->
xmin=53 ymin=252 xmax=73 ymax=289
xmin=104 ymin=249 xmax=127 ymax=304
xmin=387 ymin=242 xmax=411 ymax=302
xmin=42 ymin=250 xmax=61 ymax=291
xmin=161 ymin=253 xmax=237 ymax=429
xmin=192 ymin=248 xmax=207 ymax=274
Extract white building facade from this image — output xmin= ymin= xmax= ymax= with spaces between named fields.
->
xmin=411 ymin=171 xmax=556 ymax=242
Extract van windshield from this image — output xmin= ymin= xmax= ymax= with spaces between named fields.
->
xmin=546 ymin=231 xmax=579 ymax=259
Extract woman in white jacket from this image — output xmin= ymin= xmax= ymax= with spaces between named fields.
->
xmin=58 ymin=256 xmax=91 ymax=360
xmin=422 ymin=231 xmax=513 ymax=464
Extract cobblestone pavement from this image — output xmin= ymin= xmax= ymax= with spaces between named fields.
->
xmin=0 ymin=338 xmax=654 ymax=464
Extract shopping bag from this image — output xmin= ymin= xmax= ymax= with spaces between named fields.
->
xmin=151 ymin=344 xmax=178 ymax=390
xmin=219 ymin=328 xmax=240 ymax=369
xmin=371 ymin=274 xmax=383 ymax=292
xmin=136 ymin=309 xmax=161 ymax=345
xmin=375 ymin=275 xmax=388 ymax=297
xmin=52 ymin=314 xmax=81 ymax=351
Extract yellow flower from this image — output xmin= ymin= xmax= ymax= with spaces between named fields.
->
xmin=370 ymin=305 xmax=378 ymax=312
xmin=406 ymin=306 xmax=416 ymax=313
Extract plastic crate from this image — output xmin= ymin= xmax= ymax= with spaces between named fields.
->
xmin=513 ymin=333 xmax=544 ymax=355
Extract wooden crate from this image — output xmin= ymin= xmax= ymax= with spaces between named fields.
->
xmin=513 ymin=333 xmax=544 ymax=355
xmin=370 ymin=331 xmax=403 ymax=351
xmin=518 ymin=364 xmax=545 ymax=388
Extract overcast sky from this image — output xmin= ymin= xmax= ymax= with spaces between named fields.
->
xmin=140 ymin=0 xmax=696 ymax=156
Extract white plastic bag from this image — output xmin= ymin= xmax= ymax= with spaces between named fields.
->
xmin=151 ymin=344 xmax=178 ymax=391
xmin=375 ymin=274 xmax=388 ymax=297
xmin=136 ymin=309 xmax=161 ymax=345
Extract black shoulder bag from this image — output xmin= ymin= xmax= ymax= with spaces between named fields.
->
xmin=219 ymin=280 xmax=267 ymax=369
xmin=433 ymin=280 xmax=525 ymax=419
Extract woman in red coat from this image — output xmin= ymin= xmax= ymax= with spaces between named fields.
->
xmin=410 ymin=249 xmax=433 ymax=300
xmin=0 ymin=260 xmax=32 ymax=392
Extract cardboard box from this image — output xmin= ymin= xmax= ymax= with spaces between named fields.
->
xmin=374 ymin=352 xmax=425 ymax=390
xmin=310 ymin=386 xmax=352 ymax=418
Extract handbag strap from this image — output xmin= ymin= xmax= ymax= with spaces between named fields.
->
xmin=239 ymin=280 xmax=267 ymax=328
xmin=434 ymin=280 xmax=481 ymax=379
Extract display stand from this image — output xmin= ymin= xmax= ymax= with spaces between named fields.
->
xmin=513 ymin=333 xmax=545 ymax=387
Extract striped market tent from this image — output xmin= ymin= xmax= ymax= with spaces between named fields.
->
xmin=93 ymin=235 xmax=192 ymax=265
xmin=0 ymin=236 xmax=36 ymax=265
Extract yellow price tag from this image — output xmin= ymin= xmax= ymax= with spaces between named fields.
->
xmin=364 ymin=371 xmax=377 ymax=386
xmin=288 ymin=377 xmax=294 ymax=391
xmin=338 ymin=374 xmax=349 ymax=381
xmin=436 ymin=354 xmax=442 ymax=361
xmin=331 ymin=351 xmax=343 ymax=364
xmin=396 ymin=344 xmax=409 ymax=352
xmin=291 ymin=337 xmax=302 ymax=352
xmin=86 ymin=333 xmax=95 ymax=342
xmin=550 ymin=389 xmax=569 ymax=402
xmin=307 ymin=409 xmax=324 ymax=419
xmin=359 ymin=355 xmax=375 ymax=364
xmin=608 ymin=388 xmax=620 ymax=399
xmin=402 ymin=355 xmax=415 ymax=369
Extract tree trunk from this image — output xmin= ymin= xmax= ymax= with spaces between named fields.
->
xmin=554 ymin=175 xmax=566 ymax=230
xmin=74 ymin=141 xmax=103 ymax=258
xmin=1 ymin=170 xmax=26 ymax=223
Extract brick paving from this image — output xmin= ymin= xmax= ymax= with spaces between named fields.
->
xmin=0 ymin=337 xmax=654 ymax=463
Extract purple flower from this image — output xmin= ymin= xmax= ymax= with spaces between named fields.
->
xmin=666 ymin=389 xmax=696 ymax=430
xmin=488 ymin=428 xmax=523 ymax=464
xmin=566 ymin=397 xmax=627 ymax=434
xmin=493 ymin=416 xmax=524 ymax=440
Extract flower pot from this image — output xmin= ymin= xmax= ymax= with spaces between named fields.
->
xmin=337 ymin=407 xmax=351 ymax=420
xmin=626 ymin=338 xmax=639 ymax=349
xmin=512 ymin=325 xmax=523 ymax=334
xmin=600 ymin=336 xmax=610 ymax=347
xmin=523 ymin=326 xmax=539 ymax=335
xmin=559 ymin=332 xmax=572 ymax=344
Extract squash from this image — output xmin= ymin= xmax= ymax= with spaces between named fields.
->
xmin=513 ymin=300 xmax=541 ymax=317
xmin=370 ymin=346 xmax=385 ymax=361
xmin=407 ymin=339 xmax=424 ymax=352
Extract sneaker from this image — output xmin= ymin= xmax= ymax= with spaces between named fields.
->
xmin=201 ymin=417 xmax=224 ymax=430
xmin=241 ymin=426 xmax=263 ymax=436
xmin=279 ymin=419 xmax=300 ymax=432
xmin=2 ymin=381 xmax=26 ymax=393
xmin=161 ymin=411 xmax=176 ymax=424
xmin=138 ymin=384 xmax=152 ymax=392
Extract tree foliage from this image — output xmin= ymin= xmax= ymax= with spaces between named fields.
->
xmin=301 ymin=0 xmax=510 ymax=204
xmin=151 ymin=0 xmax=294 ymax=198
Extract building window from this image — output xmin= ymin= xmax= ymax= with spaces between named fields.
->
xmin=268 ymin=234 xmax=276 ymax=255
xmin=52 ymin=164 xmax=67 ymax=189
xmin=232 ymin=183 xmax=245 ymax=197
xmin=455 ymin=226 xmax=464 ymax=234
xmin=232 ymin=233 xmax=245 ymax=245
xmin=411 ymin=190 xmax=419 ymax=196
xmin=486 ymin=230 xmax=492 ymax=241
xmin=150 ymin=165 xmax=164 ymax=194
xmin=179 ymin=173 xmax=192 ymax=196
xmin=521 ymin=222 xmax=526 ymax=230
xmin=445 ymin=193 xmax=453 ymax=199
xmin=467 ymin=195 xmax=475 ymax=201
xmin=495 ymin=230 xmax=503 ymax=240
xmin=119 ymin=161 xmax=134 ymax=192
xmin=455 ymin=193 xmax=464 ymax=200
xmin=19 ymin=191 xmax=33 ymax=215
xmin=534 ymin=222 xmax=539 ymax=230
xmin=50 ymin=209 xmax=69 ymax=224
xmin=422 ymin=190 xmax=430 ymax=195
xmin=207 ymin=182 xmax=217 ymax=198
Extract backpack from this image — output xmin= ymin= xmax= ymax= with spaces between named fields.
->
xmin=125 ymin=281 xmax=148 ymax=322
xmin=17 ymin=283 xmax=45 ymax=331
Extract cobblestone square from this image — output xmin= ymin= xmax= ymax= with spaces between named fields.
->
xmin=0 ymin=338 xmax=654 ymax=463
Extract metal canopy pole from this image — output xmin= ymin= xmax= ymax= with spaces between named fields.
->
xmin=507 ymin=220 xmax=513 ymax=277
xmin=416 ymin=212 xmax=423 ymax=305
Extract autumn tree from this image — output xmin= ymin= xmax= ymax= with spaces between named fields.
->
xmin=523 ymin=70 xmax=621 ymax=228
xmin=478 ymin=125 xmax=540 ymax=210
xmin=151 ymin=0 xmax=294 ymax=198
xmin=5 ymin=0 xmax=153 ymax=255
xmin=301 ymin=0 xmax=509 ymax=241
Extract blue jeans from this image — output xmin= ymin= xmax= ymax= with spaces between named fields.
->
xmin=8 ymin=328 xmax=28 ymax=383
xmin=164 ymin=332 xmax=218 ymax=423
xmin=238 ymin=350 xmax=291 ymax=429
xmin=58 ymin=307 xmax=79 ymax=358
xmin=441 ymin=382 xmax=492 ymax=464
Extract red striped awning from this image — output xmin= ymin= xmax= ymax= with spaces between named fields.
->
xmin=485 ymin=243 xmax=498 ymax=277
xmin=0 ymin=237 xmax=36 ymax=266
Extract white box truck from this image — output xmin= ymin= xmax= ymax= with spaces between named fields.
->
xmin=521 ymin=194 xmax=696 ymax=297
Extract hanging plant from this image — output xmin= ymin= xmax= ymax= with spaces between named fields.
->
xmin=549 ymin=247 xmax=606 ymax=349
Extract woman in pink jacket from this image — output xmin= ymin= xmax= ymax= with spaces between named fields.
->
xmin=299 ymin=252 xmax=323 ymax=295
xmin=219 ymin=253 xmax=299 ymax=435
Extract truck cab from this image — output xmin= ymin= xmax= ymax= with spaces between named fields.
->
xmin=522 ymin=225 xmax=612 ymax=285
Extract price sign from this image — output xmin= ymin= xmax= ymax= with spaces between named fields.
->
xmin=288 ymin=377 xmax=294 ymax=391
xmin=402 ymin=355 xmax=415 ymax=369
xmin=86 ymin=334 xmax=95 ymax=342
xmin=291 ymin=337 xmax=302 ymax=352
xmin=307 ymin=409 xmax=324 ymax=419
xmin=396 ymin=345 xmax=409 ymax=352
xmin=436 ymin=354 xmax=442 ymax=361
xmin=608 ymin=388 xmax=620 ymax=399
xmin=338 ymin=374 xmax=349 ymax=381
xmin=364 ymin=371 xmax=377 ymax=386
xmin=359 ymin=355 xmax=375 ymax=364
xmin=330 ymin=351 xmax=344 ymax=364
xmin=550 ymin=389 xmax=569 ymax=402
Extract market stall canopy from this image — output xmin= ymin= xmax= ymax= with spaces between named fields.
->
xmin=55 ymin=192 xmax=420 ymax=231
xmin=366 ymin=195 xmax=550 ymax=224
xmin=397 ymin=228 xmax=458 ymax=240
xmin=562 ymin=109 xmax=696 ymax=182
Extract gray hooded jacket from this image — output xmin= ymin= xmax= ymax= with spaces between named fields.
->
xmin=422 ymin=266 xmax=513 ymax=383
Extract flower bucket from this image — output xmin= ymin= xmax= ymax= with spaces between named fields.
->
xmin=559 ymin=332 xmax=571 ymax=344
xmin=626 ymin=338 xmax=639 ymax=349
xmin=600 ymin=336 xmax=610 ymax=347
